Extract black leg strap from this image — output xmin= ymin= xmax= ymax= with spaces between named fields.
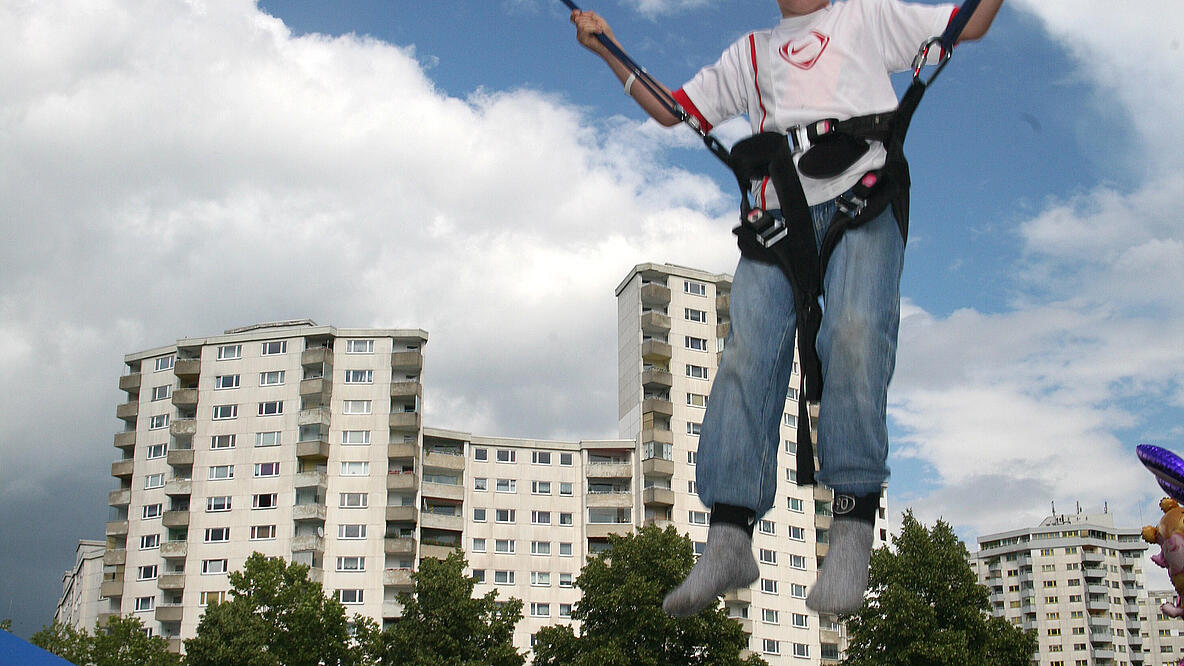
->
xmin=831 ymin=491 xmax=880 ymax=525
xmin=710 ymin=503 xmax=756 ymax=537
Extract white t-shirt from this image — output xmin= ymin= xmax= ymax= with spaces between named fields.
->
xmin=676 ymin=0 xmax=956 ymax=206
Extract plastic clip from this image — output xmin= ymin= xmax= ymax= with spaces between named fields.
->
xmin=746 ymin=208 xmax=788 ymax=248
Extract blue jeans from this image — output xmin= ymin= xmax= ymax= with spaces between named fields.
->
xmin=696 ymin=196 xmax=905 ymax=515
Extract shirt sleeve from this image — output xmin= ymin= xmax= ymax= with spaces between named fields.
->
xmin=867 ymin=0 xmax=959 ymax=72
xmin=675 ymin=36 xmax=752 ymax=133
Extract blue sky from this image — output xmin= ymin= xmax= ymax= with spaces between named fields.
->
xmin=1 ymin=0 xmax=1182 ymax=637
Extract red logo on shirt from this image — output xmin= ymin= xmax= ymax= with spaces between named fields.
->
xmin=779 ymin=31 xmax=830 ymax=70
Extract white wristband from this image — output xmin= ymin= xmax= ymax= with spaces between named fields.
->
xmin=624 ymin=72 xmax=637 ymax=96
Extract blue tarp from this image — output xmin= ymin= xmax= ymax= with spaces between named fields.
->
xmin=0 ymin=630 xmax=76 ymax=665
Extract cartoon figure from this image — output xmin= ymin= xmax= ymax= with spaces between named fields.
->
xmin=1141 ymin=497 xmax=1184 ymax=618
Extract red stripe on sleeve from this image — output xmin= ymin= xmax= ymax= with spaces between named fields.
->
xmin=748 ymin=33 xmax=770 ymax=208
xmin=942 ymin=7 xmax=959 ymax=57
xmin=672 ymin=89 xmax=712 ymax=133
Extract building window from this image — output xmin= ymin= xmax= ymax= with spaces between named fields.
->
xmin=760 ymin=578 xmax=778 ymax=594
xmin=138 ymin=565 xmax=158 ymax=581
xmin=202 ymin=559 xmax=228 ymax=575
xmin=140 ymin=534 xmax=160 ymax=550
xmin=685 ymin=308 xmax=707 ymax=322
xmin=142 ymin=503 xmax=162 ymax=519
xmin=261 ymin=340 xmax=287 ymax=356
xmin=531 ymin=572 xmax=551 ymax=587
xmin=531 ymin=451 xmax=552 ymax=465
xmin=530 ymin=602 xmax=551 ymax=617
xmin=495 ymin=449 xmax=516 ymax=463
xmin=199 ymin=591 xmax=226 ymax=606
xmin=531 ymin=481 xmax=551 ymax=495
xmin=791 ymin=612 xmax=809 ymax=628
xmin=789 ymin=526 xmax=805 ymax=541
xmin=495 ymin=509 xmax=516 ymax=524
xmin=493 ymin=570 xmax=515 ymax=585
xmin=762 ymin=609 xmax=780 ymax=624
xmin=758 ymin=520 xmax=775 ymax=535
xmin=255 ymin=431 xmax=280 ymax=447
xmin=473 ymin=447 xmax=488 ymax=461
xmin=559 ymin=482 xmax=573 ymax=496
xmin=259 ymin=370 xmax=285 ymax=386
xmin=145 ymin=443 xmax=167 ymax=459
xmin=135 ymin=596 xmax=155 ymax=612
xmin=684 ymin=280 xmax=707 ymax=296
xmin=762 ymin=639 xmax=780 ymax=655
xmin=686 ymin=364 xmax=709 ymax=380
xmin=214 ymin=374 xmax=240 ymax=390
xmin=344 ymin=369 xmax=373 ymax=384
xmin=471 ymin=477 xmax=487 ymax=492
xmin=336 ymin=557 xmax=365 ymax=572
xmin=251 ymin=525 xmax=277 ymax=540
xmin=336 ymin=589 xmax=363 ymax=605
xmin=343 ymin=400 xmax=371 ymax=414
xmin=338 ymin=524 xmax=366 ymax=539
xmin=472 ymin=538 xmax=487 ymax=553
xmin=494 ymin=539 xmax=516 ymax=554
xmin=559 ymin=513 xmax=573 ymax=526
xmin=495 ymin=479 xmax=516 ymax=493
xmin=149 ymin=414 xmax=169 ymax=430
xmin=212 ymin=404 xmax=238 ymax=420
xmin=151 ymin=385 xmax=171 ymax=401
xmin=254 ymin=462 xmax=280 ymax=477
xmin=759 ymin=548 xmax=777 ymax=565
xmin=206 ymin=496 xmax=232 ymax=512
xmin=687 ymin=393 xmax=708 ymax=408
xmin=783 ymin=413 xmax=797 ymax=428
xmin=790 ymin=583 xmax=807 ymax=598
xmin=689 ymin=511 xmax=709 ymax=525
xmin=342 ymin=430 xmax=370 ymax=446
xmin=792 ymin=643 xmax=809 ymax=658
xmin=684 ymin=336 xmax=708 ymax=351
xmin=473 ymin=508 xmax=487 ymax=522
xmin=217 ymin=344 xmax=242 ymax=360
xmin=789 ymin=554 xmax=807 ymax=570
xmin=252 ymin=493 xmax=278 ymax=509
xmin=531 ymin=541 xmax=551 ymax=556
xmin=154 ymin=356 xmax=174 ymax=372
xmin=258 ymin=401 xmax=283 ymax=416
xmin=532 ymin=511 xmax=551 ymax=525
xmin=559 ymin=452 xmax=573 ymax=466
xmin=208 ymin=465 xmax=234 ymax=480
xmin=340 ymin=461 xmax=369 ymax=476
xmin=788 ymin=497 xmax=804 ymax=512
xmin=204 ymin=527 xmax=230 ymax=543
xmin=787 ymin=387 xmax=798 ymax=401
xmin=339 ymin=493 xmax=367 ymax=508
xmin=559 ymin=603 xmax=573 ymax=618
xmin=143 ymin=473 xmax=164 ymax=489
xmin=345 ymin=339 xmax=373 ymax=353
xmin=559 ymin=543 xmax=573 ymax=557
xmin=559 ymin=572 xmax=574 ymax=588
xmin=471 ymin=569 xmax=486 ymax=584
xmin=211 ymin=434 xmax=235 ymax=450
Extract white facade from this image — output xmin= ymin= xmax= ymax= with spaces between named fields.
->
xmin=55 ymin=539 xmax=106 ymax=631
xmin=1140 ymin=589 xmax=1184 ymax=666
xmin=970 ymin=511 xmax=1149 ymax=666
xmin=615 ymin=262 xmax=889 ymax=664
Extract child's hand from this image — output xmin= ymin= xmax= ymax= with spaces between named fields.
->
xmin=571 ymin=9 xmax=615 ymax=58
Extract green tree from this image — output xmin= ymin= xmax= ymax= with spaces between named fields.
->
xmin=184 ymin=552 xmax=360 ymax=666
xmin=0 ymin=618 xmax=10 ymax=631
xmin=531 ymin=526 xmax=767 ymax=666
xmin=31 ymin=620 xmax=92 ymax=664
xmin=382 ymin=551 xmax=524 ymax=666
xmin=90 ymin=615 xmax=180 ymax=666
xmin=843 ymin=511 xmax=1038 ymax=666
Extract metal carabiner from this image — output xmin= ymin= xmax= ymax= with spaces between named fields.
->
xmin=911 ymin=37 xmax=953 ymax=86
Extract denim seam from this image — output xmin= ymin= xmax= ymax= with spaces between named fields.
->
xmin=754 ymin=297 xmax=800 ymax=513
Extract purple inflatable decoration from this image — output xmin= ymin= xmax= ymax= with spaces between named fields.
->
xmin=1137 ymin=444 xmax=1184 ymax=502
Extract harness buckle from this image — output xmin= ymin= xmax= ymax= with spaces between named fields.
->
xmin=745 ymin=208 xmax=788 ymax=248
xmin=787 ymin=125 xmax=811 ymax=154
xmin=836 ymin=192 xmax=867 ymax=218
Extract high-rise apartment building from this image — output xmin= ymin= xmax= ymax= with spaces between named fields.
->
xmin=970 ymin=511 xmax=1149 ymax=666
xmin=54 ymin=539 xmax=106 ymax=631
xmin=1139 ymin=589 xmax=1184 ymax=666
xmin=615 ymin=262 xmax=888 ymax=664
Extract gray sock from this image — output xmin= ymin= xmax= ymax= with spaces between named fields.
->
xmin=805 ymin=518 xmax=874 ymax=614
xmin=663 ymin=522 xmax=759 ymax=617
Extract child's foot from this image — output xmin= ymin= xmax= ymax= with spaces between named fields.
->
xmin=663 ymin=522 xmax=759 ymax=617
xmin=805 ymin=517 xmax=873 ymax=614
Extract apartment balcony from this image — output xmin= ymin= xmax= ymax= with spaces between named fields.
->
xmin=1087 ymin=584 xmax=1109 ymax=596
xmin=298 ymin=406 xmax=331 ymax=427
xmin=387 ymin=471 xmax=418 ymax=491
xmin=167 ymin=638 xmax=183 ymax=654
xmin=292 ymin=504 xmax=327 ymax=522
xmin=423 ymin=450 xmax=465 ymax=472
xmin=587 ymin=462 xmax=633 ymax=478
xmin=814 ymin=485 xmax=834 ymax=501
xmin=382 ymin=601 xmax=405 ymax=619
xmin=642 ymin=427 xmax=673 ymax=446
xmin=423 ymin=483 xmax=464 ymax=503
xmin=420 ymin=512 xmax=463 ymax=532
xmin=115 ymin=401 xmax=138 ymax=422
xmin=389 ymin=412 xmax=421 ymax=433
xmin=163 ymin=479 xmax=191 ymax=497
xmin=419 ymin=544 xmax=457 ymax=560
xmin=160 ymin=541 xmax=187 ymax=559
xmin=383 ymin=568 xmax=414 ymax=588
xmin=103 ymin=549 xmax=126 ymax=566
xmin=640 ymin=282 xmax=671 ymax=306
xmin=301 ymin=347 xmax=333 ymax=368
xmin=388 ymin=442 xmax=417 ymax=460
xmin=307 ymin=567 xmax=324 ymax=584
xmin=641 ymin=398 xmax=674 ymax=419
xmin=391 ymin=351 xmax=423 ymax=373
xmin=642 ymin=487 xmax=675 ymax=507
xmin=1083 ymin=551 xmax=1104 ymax=565
xmin=640 ymin=310 xmax=672 ymax=334
xmin=162 ymin=511 xmax=190 ymax=528
xmin=642 ymin=457 xmax=676 ymax=477
xmin=1086 ymin=598 xmax=1109 ymax=611
xmin=169 ymin=418 xmax=196 ymax=437
xmin=294 ymin=471 xmax=327 ymax=490
xmin=730 ymin=616 xmax=753 ymax=635
xmin=586 ymin=523 xmax=634 ymax=539
xmin=166 ymin=449 xmax=194 ymax=467
xmin=155 ymin=605 xmax=184 ymax=623
xmin=586 ymin=490 xmax=633 ymax=508
xmin=109 ymin=488 xmax=131 ymax=507
xmin=100 ymin=574 xmax=124 ymax=599
xmin=817 ymin=542 xmax=830 ymax=559
xmin=641 ymin=339 xmax=672 ymax=363
xmin=385 ymin=506 xmax=418 ymax=523
xmin=111 ymin=459 xmax=133 ymax=479
xmin=157 ymin=574 xmax=186 ymax=591
xmin=173 ymin=359 xmax=200 ymax=379
xmin=113 ymin=431 xmax=136 ymax=451
xmin=642 ymin=518 xmax=674 ymax=530
xmin=292 ymin=535 xmax=325 ymax=553
xmin=96 ymin=612 xmax=119 ymax=627
xmin=717 ymin=322 xmax=731 ymax=340
xmin=716 ymin=292 xmax=730 ymax=315
xmin=299 ymin=377 xmax=332 ymax=404
xmin=641 ymin=368 xmax=673 ymax=390
xmin=170 ymin=388 xmax=198 ymax=409
xmin=390 ymin=381 xmax=422 ymax=399
xmin=816 ymin=514 xmax=833 ymax=531
xmin=384 ymin=537 xmax=416 ymax=555
xmin=820 ymin=628 xmax=842 ymax=644
xmin=723 ymin=587 xmax=752 ymax=604
xmin=119 ymin=372 xmax=142 ymax=393
xmin=296 ymin=438 xmax=330 ymax=462
xmin=1092 ymin=649 xmax=1116 ymax=661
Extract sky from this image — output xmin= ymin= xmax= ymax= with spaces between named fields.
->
xmin=2 ymin=0 xmax=1183 ymax=638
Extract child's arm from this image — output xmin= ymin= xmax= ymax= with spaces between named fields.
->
xmin=570 ymin=10 xmax=683 ymax=127
xmin=957 ymin=0 xmax=1004 ymax=42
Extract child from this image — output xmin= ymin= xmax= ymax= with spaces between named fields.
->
xmin=573 ymin=0 xmax=1002 ymax=616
